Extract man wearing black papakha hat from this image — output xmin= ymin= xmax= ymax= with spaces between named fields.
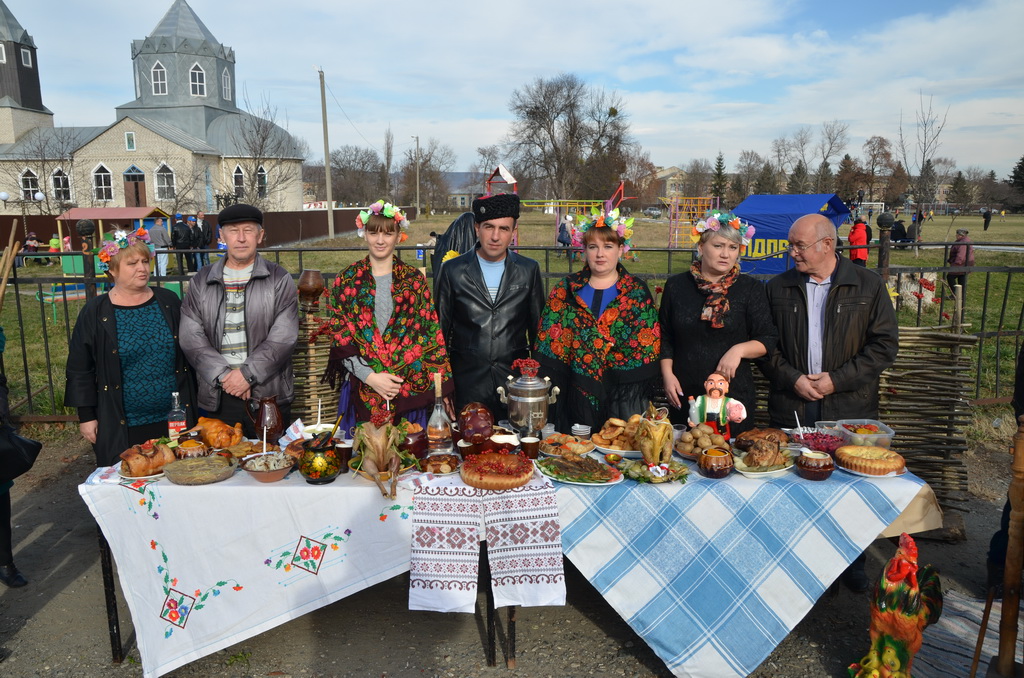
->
xmin=435 ymin=193 xmax=544 ymax=419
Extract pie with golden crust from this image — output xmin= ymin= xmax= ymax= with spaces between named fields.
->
xmin=460 ymin=452 xmax=534 ymax=490
xmin=835 ymin=445 xmax=905 ymax=476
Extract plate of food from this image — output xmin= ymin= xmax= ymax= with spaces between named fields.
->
xmin=163 ymin=455 xmax=237 ymax=485
xmin=616 ymin=458 xmax=689 ymax=484
xmin=117 ymin=464 xmax=164 ymax=481
xmin=535 ymin=453 xmax=623 ymax=485
xmin=732 ymin=440 xmax=795 ymax=479
xmin=836 ymin=465 xmax=907 ymax=479
xmin=590 ymin=415 xmax=643 ymax=457
xmin=834 ymin=445 xmax=906 ymax=478
xmin=591 ymin=443 xmax=643 ymax=459
xmin=419 ymin=453 xmax=461 ymax=475
xmin=540 ymin=432 xmax=596 ymax=457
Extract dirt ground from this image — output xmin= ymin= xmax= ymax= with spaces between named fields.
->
xmin=0 ymin=429 xmax=1012 ymax=678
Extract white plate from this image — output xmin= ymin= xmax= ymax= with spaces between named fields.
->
xmin=592 ymin=443 xmax=643 ymax=459
xmin=534 ymin=459 xmax=624 ymax=486
xmin=117 ymin=464 xmax=164 ymax=481
xmin=733 ymin=465 xmax=794 ymax=479
xmin=836 ymin=464 xmax=906 ymax=479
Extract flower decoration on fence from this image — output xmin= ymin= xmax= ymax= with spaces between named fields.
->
xmin=572 ymin=207 xmax=635 ymax=252
xmin=692 ymin=211 xmax=755 ymax=249
xmin=356 ymin=200 xmax=409 ymax=242
xmin=97 ymin=227 xmax=153 ymax=273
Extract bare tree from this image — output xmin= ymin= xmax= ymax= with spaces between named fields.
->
xmin=140 ymin=150 xmax=217 ymax=215
xmin=471 ymin=144 xmax=502 ymax=188
xmin=381 ymin=127 xmax=394 ymax=197
xmin=231 ymin=92 xmax=304 ymax=211
xmin=330 ymin=145 xmax=382 ymax=205
xmin=728 ymin=150 xmax=763 ymax=204
xmin=682 ymin=158 xmax=713 ymax=196
xmin=930 ymin=156 xmax=957 ymax=192
xmin=790 ymin=126 xmax=814 ymax=171
xmin=506 ymin=73 xmax=633 ymax=199
xmin=397 ymin=138 xmax=456 ymax=214
xmin=622 ymin=149 xmax=658 ymax=206
xmin=0 ymin=126 xmax=86 ymax=217
xmin=816 ymin=119 xmax=850 ymax=168
xmin=896 ymin=92 xmax=949 ymax=189
xmin=861 ymin=136 xmax=893 ymax=201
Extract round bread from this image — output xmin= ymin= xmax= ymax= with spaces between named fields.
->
xmin=835 ymin=445 xmax=905 ymax=476
xmin=734 ymin=427 xmax=790 ymax=451
xmin=460 ymin=452 xmax=534 ymax=490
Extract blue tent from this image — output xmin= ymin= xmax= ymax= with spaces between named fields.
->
xmin=734 ymin=194 xmax=850 ymax=275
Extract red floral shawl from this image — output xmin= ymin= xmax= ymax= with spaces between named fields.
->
xmin=318 ymin=256 xmax=452 ymax=421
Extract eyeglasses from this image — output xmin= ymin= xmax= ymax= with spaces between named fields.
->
xmin=786 ymin=237 xmax=829 ymax=254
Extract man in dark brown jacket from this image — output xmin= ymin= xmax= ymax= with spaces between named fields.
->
xmin=762 ymin=213 xmax=898 ymax=592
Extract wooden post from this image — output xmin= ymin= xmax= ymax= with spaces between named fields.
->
xmin=995 ymin=415 xmax=1024 ymax=675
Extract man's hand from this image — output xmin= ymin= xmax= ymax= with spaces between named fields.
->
xmin=807 ymin=372 xmax=835 ymax=396
xmin=221 ymin=368 xmax=251 ymax=399
xmin=794 ymin=374 xmax=824 ymax=401
xmin=80 ymin=420 xmax=98 ymax=444
xmin=366 ymin=372 xmax=404 ymax=400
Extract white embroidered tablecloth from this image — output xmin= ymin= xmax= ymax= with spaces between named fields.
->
xmin=554 ymin=467 xmax=937 ymax=678
xmin=79 ymin=466 xmax=417 ymax=678
xmin=408 ymin=472 xmax=566 ymax=613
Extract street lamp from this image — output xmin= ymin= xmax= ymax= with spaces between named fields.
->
xmin=0 ymin=190 xmax=46 ymax=239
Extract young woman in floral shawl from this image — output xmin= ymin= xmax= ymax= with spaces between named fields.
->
xmin=536 ymin=209 xmax=661 ymax=431
xmin=319 ymin=201 xmax=453 ymax=430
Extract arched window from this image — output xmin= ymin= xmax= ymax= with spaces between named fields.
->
xmin=190 ymin=64 xmax=206 ymax=97
xmin=94 ymin=165 xmax=112 ymax=201
xmin=52 ymin=169 xmax=70 ymax=201
xmin=256 ymin=165 xmax=267 ymax=199
xmin=152 ymin=62 xmax=167 ymax=96
xmin=222 ymin=68 xmax=231 ymax=101
xmin=233 ymin=165 xmax=245 ymax=198
xmin=20 ymin=170 xmax=38 ymax=199
xmin=156 ymin=164 xmax=176 ymax=200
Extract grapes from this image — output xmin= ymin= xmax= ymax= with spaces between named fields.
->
xmin=793 ymin=431 xmax=844 ymax=455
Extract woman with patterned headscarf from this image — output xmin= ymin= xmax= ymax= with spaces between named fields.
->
xmin=536 ymin=209 xmax=661 ymax=431
xmin=319 ymin=201 xmax=453 ymax=430
xmin=659 ymin=212 xmax=776 ymax=435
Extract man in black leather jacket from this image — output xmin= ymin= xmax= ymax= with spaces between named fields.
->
xmin=762 ymin=212 xmax=898 ymax=592
xmin=435 ymin=193 xmax=543 ymax=420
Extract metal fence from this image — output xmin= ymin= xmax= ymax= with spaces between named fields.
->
xmin=5 ymin=242 xmax=1021 ymax=421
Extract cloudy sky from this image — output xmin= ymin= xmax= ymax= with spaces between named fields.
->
xmin=12 ymin=0 xmax=1024 ymax=179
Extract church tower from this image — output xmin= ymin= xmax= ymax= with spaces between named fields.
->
xmin=116 ymin=0 xmax=237 ymax=141
xmin=0 ymin=1 xmax=53 ymax=144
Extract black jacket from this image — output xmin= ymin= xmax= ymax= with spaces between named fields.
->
xmin=171 ymin=220 xmax=190 ymax=250
xmin=435 ymin=248 xmax=544 ymax=419
xmin=762 ymin=255 xmax=898 ymax=427
xmin=65 ymin=287 xmax=197 ymax=466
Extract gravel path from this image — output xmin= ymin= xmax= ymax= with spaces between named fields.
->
xmin=0 ymin=432 xmax=1010 ymax=677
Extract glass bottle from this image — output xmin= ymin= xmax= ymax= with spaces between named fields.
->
xmin=167 ymin=391 xmax=186 ymax=441
xmin=426 ymin=372 xmax=453 ymax=455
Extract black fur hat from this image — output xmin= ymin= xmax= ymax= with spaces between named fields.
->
xmin=472 ymin=193 xmax=520 ymax=223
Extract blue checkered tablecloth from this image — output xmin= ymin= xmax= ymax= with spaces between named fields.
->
xmin=555 ymin=467 xmax=928 ymax=678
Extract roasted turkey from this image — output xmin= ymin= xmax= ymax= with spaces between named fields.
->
xmin=184 ymin=417 xmax=244 ymax=449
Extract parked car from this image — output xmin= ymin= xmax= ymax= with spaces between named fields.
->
xmin=642 ymin=207 xmax=662 ymax=218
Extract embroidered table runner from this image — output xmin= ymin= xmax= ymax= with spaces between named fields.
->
xmin=409 ymin=473 xmax=566 ymax=613
xmin=555 ymin=468 xmax=935 ymax=678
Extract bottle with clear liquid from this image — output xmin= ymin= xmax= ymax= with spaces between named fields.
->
xmin=426 ymin=372 xmax=453 ymax=455
xmin=167 ymin=391 xmax=186 ymax=441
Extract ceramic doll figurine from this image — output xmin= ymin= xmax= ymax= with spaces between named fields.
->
xmin=687 ymin=372 xmax=747 ymax=440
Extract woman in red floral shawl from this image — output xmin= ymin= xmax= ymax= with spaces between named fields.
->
xmin=536 ymin=209 xmax=661 ymax=431
xmin=319 ymin=201 xmax=453 ymax=431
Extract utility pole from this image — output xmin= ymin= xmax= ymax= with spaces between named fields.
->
xmin=412 ymin=135 xmax=420 ymax=219
xmin=318 ymin=67 xmax=335 ymax=238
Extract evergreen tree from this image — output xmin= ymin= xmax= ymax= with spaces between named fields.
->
xmin=948 ymin=171 xmax=973 ymax=207
xmin=915 ymin=158 xmax=937 ymax=204
xmin=710 ymin=152 xmax=728 ymax=202
xmin=753 ymin=161 xmax=778 ymax=194
xmin=835 ymin=153 xmax=861 ymax=202
xmin=1010 ymin=154 xmax=1024 ymax=192
xmin=883 ymin=162 xmax=911 ymax=207
xmin=787 ymin=160 xmax=809 ymax=194
xmin=814 ymin=161 xmax=834 ymax=193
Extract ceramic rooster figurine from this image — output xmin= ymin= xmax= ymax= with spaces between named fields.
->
xmin=848 ymin=533 xmax=943 ymax=678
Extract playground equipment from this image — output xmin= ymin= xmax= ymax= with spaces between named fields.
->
xmin=660 ymin=196 xmax=719 ymax=248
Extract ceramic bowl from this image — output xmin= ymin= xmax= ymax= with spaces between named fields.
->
xmin=697 ymin=448 xmax=733 ymax=479
xmin=241 ymin=454 xmax=295 ymax=483
xmin=796 ymin=450 xmax=834 ymax=481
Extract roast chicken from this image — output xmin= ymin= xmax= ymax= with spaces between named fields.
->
xmin=119 ymin=439 xmax=176 ymax=477
xmin=184 ymin=417 xmax=245 ymax=449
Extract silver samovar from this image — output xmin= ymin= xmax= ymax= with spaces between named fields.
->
xmin=497 ymin=362 xmax=559 ymax=438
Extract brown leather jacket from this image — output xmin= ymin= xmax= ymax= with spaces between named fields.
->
xmin=762 ymin=255 xmax=898 ymax=427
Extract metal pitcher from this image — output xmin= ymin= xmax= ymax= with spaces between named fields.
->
xmin=497 ymin=373 xmax=559 ymax=438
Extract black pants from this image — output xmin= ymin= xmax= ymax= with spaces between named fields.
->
xmin=206 ymin=392 xmax=291 ymax=441
xmin=851 ymin=259 xmax=866 ymax=267
xmin=1 ymin=490 xmax=12 ymax=566
xmin=946 ymin=273 xmax=967 ymax=298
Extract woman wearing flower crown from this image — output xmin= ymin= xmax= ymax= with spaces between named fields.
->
xmin=536 ymin=208 xmax=661 ymax=431
xmin=65 ymin=227 xmax=197 ymax=466
xmin=658 ymin=212 xmax=777 ymax=436
xmin=319 ymin=201 xmax=454 ymax=429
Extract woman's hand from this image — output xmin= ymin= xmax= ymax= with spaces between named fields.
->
xmin=661 ymin=360 xmax=684 ymax=409
xmin=714 ymin=346 xmax=744 ymax=381
xmin=80 ymin=420 xmax=98 ymax=444
xmin=366 ymin=372 xmax=404 ymax=400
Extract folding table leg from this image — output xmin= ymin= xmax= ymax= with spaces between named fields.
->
xmin=480 ymin=544 xmax=496 ymax=666
xmin=506 ymin=605 xmax=517 ymax=669
xmin=98 ymin=527 xmax=123 ymax=663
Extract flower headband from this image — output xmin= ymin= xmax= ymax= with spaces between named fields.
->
xmin=692 ymin=211 xmax=756 ymax=248
xmin=573 ymin=207 xmax=635 ymax=252
xmin=97 ymin=227 xmax=153 ymax=272
xmin=356 ymin=200 xmax=409 ymax=239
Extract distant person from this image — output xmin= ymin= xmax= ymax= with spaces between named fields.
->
xmin=891 ymin=219 xmax=909 ymax=247
xmin=62 ymin=235 xmax=72 ymax=252
xmin=847 ymin=218 xmax=868 ymax=267
xmin=928 ymin=209 xmax=935 ymax=222
xmin=946 ymin=228 xmax=974 ymax=300
xmin=187 ymin=216 xmax=203 ymax=271
xmin=196 ymin=212 xmax=212 ymax=268
xmin=171 ymin=213 xmax=192 ymax=273
xmin=983 ymin=208 xmax=993 ymax=231
xmin=46 ymin=233 xmax=60 ymax=265
xmin=916 ymin=209 xmax=924 ymax=227
xmin=556 ymin=215 xmax=572 ymax=258
xmin=149 ymin=217 xmax=171 ymax=277
xmin=1000 ymin=209 xmax=1006 ymax=222
xmin=867 ymin=207 xmax=874 ymax=223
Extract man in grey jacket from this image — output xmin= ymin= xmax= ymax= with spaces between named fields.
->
xmin=179 ymin=203 xmax=298 ymax=437
xmin=149 ymin=217 xmax=171 ymax=277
